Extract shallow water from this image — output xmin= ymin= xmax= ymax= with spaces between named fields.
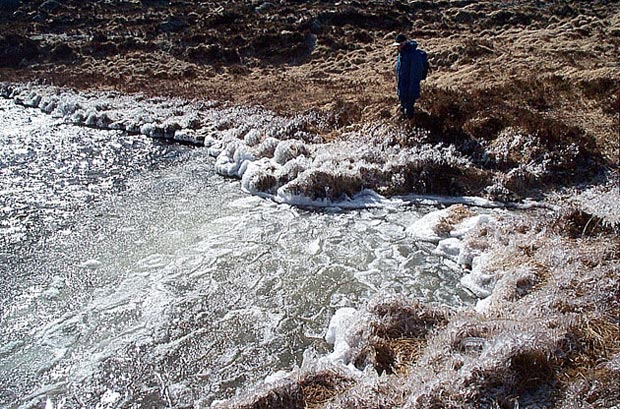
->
xmin=0 ymin=99 xmax=474 ymax=408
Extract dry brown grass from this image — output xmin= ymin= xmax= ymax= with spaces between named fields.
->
xmin=3 ymin=0 xmax=618 ymax=204
xmin=4 ymin=1 xmax=618 ymax=165
xmin=347 ymin=299 xmax=450 ymax=378
xmin=565 ymin=318 xmax=620 ymax=378
xmin=434 ymin=204 xmax=475 ymax=236
xmin=387 ymin=337 xmax=426 ymax=376
xmin=299 ymin=371 xmax=356 ymax=409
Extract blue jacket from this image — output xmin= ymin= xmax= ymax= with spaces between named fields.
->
xmin=396 ymin=41 xmax=428 ymax=103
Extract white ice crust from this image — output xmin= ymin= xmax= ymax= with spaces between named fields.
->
xmin=434 ymin=237 xmax=464 ymax=262
xmin=404 ymin=204 xmax=501 ymax=302
xmin=406 ymin=207 xmax=454 ymax=242
xmin=451 ymin=214 xmax=489 ymax=238
xmin=325 ymin=307 xmax=358 ymax=364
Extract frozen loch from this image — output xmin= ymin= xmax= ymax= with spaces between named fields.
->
xmin=0 ymin=91 xmax=503 ymax=408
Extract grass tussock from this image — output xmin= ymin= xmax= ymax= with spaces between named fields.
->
xmin=218 ymin=368 xmax=356 ymax=409
xmin=214 ymin=379 xmax=303 ymax=409
xmin=300 ymin=371 xmax=356 ymax=409
xmin=356 ymin=337 xmax=426 ymax=377
xmin=567 ymin=318 xmax=620 ymax=376
xmin=349 ymin=298 xmax=451 ymax=377
xmin=367 ymin=298 xmax=450 ymax=340
xmin=434 ymin=204 xmax=476 ymax=237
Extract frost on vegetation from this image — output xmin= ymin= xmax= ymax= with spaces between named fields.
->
xmin=215 ymin=141 xmax=255 ymax=178
xmin=273 ymin=139 xmax=309 ymax=165
xmin=85 ymin=111 xmax=111 ymax=128
xmin=230 ymin=125 xmax=475 ymax=205
xmin=243 ymin=129 xmax=262 ymax=147
xmin=485 ymin=128 xmax=542 ymax=169
xmin=481 ymin=127 xmax=585 ymax=200
xmin=402 ymin=315 xmax=572 ymax=408
xmin=214 ymin=363 xmax=358 ymax=409
xmin=460 ymin=253 xmax=497 ymax=299
xmin=2 ymin=83 xmax=221 ymax=145
xmin=277 ymin=168 xmax=364 ymax=203
xmin=406 ymin=204 xmax=492 ymax=268
xmin=569 ymin=180 xmax=620 ymax=230
xmin=39 ymin=96 xmax=59 ymax=114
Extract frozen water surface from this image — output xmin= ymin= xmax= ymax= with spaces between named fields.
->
xmin=0 ymin=99 xmax=474 ymax=407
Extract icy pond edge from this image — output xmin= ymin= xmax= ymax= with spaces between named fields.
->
xmin=4 ymin=83 xmax=617 ymax=408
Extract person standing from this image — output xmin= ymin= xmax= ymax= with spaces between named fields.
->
xmin=394 ymin=34 xmax=429 ymax=120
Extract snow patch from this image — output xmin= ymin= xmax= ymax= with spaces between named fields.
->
xmin=433 ymin=237 xmax=464 ymax=262
xmin=461 ymin=253 xmax=496 ymax=299
xmin=406 ymin=207 xmax=453 ymax=242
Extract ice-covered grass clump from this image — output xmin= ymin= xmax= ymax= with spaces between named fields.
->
xmin=240 ymin=139 xmax=474 ymax=206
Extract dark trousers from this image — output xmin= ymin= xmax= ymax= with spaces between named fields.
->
xmin=400 ymin=99 xmax=415 ymax=119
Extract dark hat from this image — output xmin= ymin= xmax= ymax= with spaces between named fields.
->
xmin=392 ymin=33 xmax=407 ymax=46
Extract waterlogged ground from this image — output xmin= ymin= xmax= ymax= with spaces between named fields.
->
xmin=0 ymin=100 xmax=474 ymax=407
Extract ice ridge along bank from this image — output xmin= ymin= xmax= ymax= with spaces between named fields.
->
xmin=2 ymin=82 xmax=529 ymax=209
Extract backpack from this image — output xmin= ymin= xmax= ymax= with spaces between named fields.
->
xmin=421 ymin=55 xmax=430 ymax=80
